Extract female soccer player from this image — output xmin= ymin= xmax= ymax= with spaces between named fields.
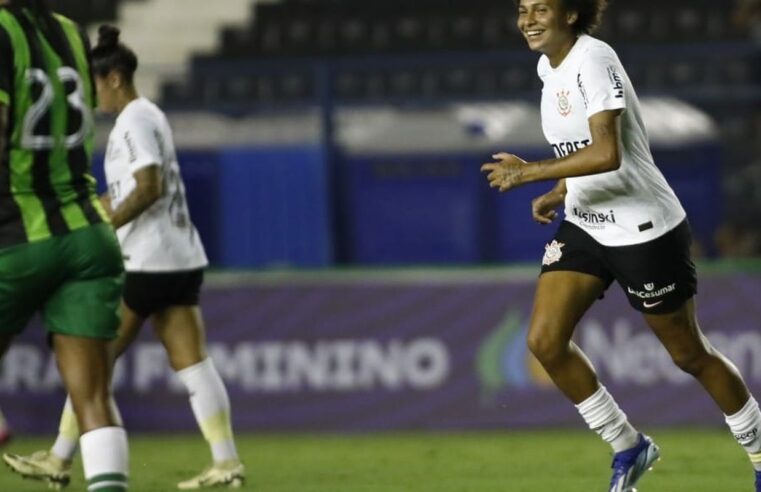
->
xmin=4 ymin=25 xmax=243 ymax=490
xmin=0 ymin=1 xmax=129 ymax=491
xmin=481 ymin=1 xmax=761 ymax=491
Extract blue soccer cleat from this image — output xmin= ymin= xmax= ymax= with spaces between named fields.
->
xmin=608 ymin=433 xmax=660 ymax=492
xmin=755 ymin=470 xmax=761 ymax=492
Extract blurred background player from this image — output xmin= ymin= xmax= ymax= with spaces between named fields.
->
xmin=0 ymin=1 xmax=129 ymax=491
xmin=3 ymin=24 xmax=242 ymax=490
xmin=482 ymin=0 xmax=761 ymax=491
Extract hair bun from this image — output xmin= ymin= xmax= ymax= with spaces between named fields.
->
xmin=96 ymin=25 xmax=120 ymax=50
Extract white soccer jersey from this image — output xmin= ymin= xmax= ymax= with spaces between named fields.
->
xmin=104 ymin=97 xmax=208 ymax=272
xmin=537 ymin=34 xmax=686 ymax=246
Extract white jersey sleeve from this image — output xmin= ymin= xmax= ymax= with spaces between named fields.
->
xmin=577 ymin=47 xmax=626 ymax=118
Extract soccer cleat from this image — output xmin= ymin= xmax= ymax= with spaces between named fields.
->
xmin=608 ymin=433 xmax=660 ymax=492
xmin=755 ymin=470 xmax=761 ymax=492
xmin=2 ymin=450 xmax=72 ymax=490
xmin=177 ymin=460 xmax=245 ymax=489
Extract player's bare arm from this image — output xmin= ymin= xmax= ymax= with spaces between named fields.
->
xmin=481 ymin=108 xmax=622 ymax=191
xmin=109 ymin=164 xmax=162 ymax=228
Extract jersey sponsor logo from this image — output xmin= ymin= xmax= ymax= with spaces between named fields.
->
xmin=552 ymin=139 xmax=591 ymax=158
xmin=542 ymin=240 xmax=565 ymax=266
xmin=124 ymin=131 xmax=137 ymax=163
xmin=577 ymin=73 xmax=588 ymax=108
xmin=627 ymin=282 xmax=676 ymax=300
xmin=572 ymin=207 xmax=616 ymax=226
xmin=607 ymin=66 xmax=624 ymax=99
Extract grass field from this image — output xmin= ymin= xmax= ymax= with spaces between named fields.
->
xmin=0 ymin=429 xmax=754 ymax=491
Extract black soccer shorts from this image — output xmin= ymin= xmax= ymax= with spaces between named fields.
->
xmin=123 ymin=268 xmax=204 ymax=318
xmin=540 ymin=220 xmax=697 ymax=314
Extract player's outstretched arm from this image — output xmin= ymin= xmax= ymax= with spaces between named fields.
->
xmin=481 ymin=109 xmax=623 ymax=192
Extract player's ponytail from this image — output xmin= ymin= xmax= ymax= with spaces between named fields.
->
xmin=91 ymin=25 xmax=139 ymax=84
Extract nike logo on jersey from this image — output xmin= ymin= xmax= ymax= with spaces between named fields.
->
xmin=643 ymin=300 xmax=663 ymax=309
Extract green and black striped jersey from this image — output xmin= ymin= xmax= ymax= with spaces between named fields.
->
xmin=0 ymin=6 xmax=107 ymax=248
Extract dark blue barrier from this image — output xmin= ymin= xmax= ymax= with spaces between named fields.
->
xmin=339 ymin=144 xmax=722 ymax=264
xmin=655 ymin=143 xmax=722 ymax=257
xmin=338 ymin=153 xmax=488 ymax=264
xmin=177 ymin=151 xmax=222 ymax=263
xmin=486 ymin=148 xmax=558 ymax=263
xmin=217 ymin=146 xmax=333 ymax=268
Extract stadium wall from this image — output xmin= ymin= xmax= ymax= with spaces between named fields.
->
xmin=90 ymin=99 xmax=723 ymax=267
xmin=3 ymin=266 xmax=760 ymax=433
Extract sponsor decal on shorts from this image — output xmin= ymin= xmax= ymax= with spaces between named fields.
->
xmin=627 ymin=282 xmax=676 ymax=308
xmin=542 ymin=240 xmax=565 ymax=266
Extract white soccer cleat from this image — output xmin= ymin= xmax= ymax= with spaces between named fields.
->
xmin=177 ymin=460 xmax=245 ymax=489
xmin=3 ymin=450 xmax=72 ymax=490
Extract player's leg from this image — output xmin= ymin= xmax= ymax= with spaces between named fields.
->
xmin=51 ymin=301 xmax=143 ymax=460
xmin=528 ymin=270 xmax=606 ymax=402
xmin=534 ymin=224 xmax=658 ymax=492
xmin=153 ymin=304 xmax=244 ymax=489
xmin=529 ymin=269 xmax=642 ymax=446
xmin=644 ymin=299 xmax=761 ymax=485
xmin=53 ymin=334 xmax=128 ymax=490
xmin=45 ymin=224 xmax=129 ymax=492
xmin=4 ymin=300 xmax=142 ymax=489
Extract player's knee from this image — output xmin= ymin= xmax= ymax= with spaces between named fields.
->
xmin=527 ymin=331 xmax=565 ymax=366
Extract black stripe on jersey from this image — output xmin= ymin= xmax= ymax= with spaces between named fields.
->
xmin=44 ymin=17 xmax=101 ymax=225
xmin=0 ymin=21 xmax=26 ymax=248
xmin=15 ymin=11 xmax=68 ymax=236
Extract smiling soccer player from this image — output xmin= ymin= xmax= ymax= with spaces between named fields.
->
xmin=481 ymin=1 xmax=761 ymax=490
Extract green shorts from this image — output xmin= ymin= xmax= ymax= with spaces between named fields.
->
xmin=0 ymin=223 xmax=124 ymax=339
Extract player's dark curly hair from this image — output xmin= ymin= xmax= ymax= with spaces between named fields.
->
xmin=564 ymin=0 xmax=608 ymax=34
xmin=91 ymin=25 xmax=138 ymax=84
xmin=514 ymin=0 xmax=610 ymax=35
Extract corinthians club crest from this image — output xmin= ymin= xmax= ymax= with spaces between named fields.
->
xmin=557 ymin=90 xmax=572 ymax=117
xmin=542 ymin=240 xmax=565 ymax=266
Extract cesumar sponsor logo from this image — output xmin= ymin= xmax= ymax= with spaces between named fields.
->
xmin=627 ymin=283 xmax=676 ymax=299
xmin=572 ymin=207 xmax=616 ymax=224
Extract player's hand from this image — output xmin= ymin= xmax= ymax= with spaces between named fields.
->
xmin=531 ymin=191 xmax=563 ymax=224
xmin=480 ymin=153 xmax=526 ymax=192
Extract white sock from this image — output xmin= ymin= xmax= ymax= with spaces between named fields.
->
xmin=725 ymin=397 xmax=761 ymax=471
xmin=177 ymin=358 xmax=239 ymax=462
xmin=576 ymin=385 xmax=640 ymax=452
xmin=52 ymin=395 xmax=123 ymax=462
xmin=80 ymin=426 xmax=129 ymax=490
